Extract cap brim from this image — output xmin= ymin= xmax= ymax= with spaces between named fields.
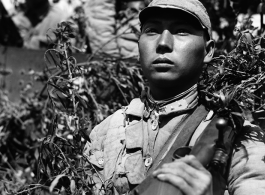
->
xmin=139 ymin=6 xmax=207 ymax=30
xmin=139 ymin=6 xmax=212 ymax=40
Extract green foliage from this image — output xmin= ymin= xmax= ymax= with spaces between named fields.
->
xmin=39 ymin=21 xmax=144 ymax=194
xmin=0 ymin=21 xmax=144 ymax=194
xmin=0 ymin=88 xmax=50 ymax=194
xmin=199 ymin=30 xmax=265 ymax=129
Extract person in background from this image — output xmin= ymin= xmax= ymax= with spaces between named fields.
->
xmin=9 ymin=0 xmax=82 ymax=49
xmin=84 ymin=0 xmax=146 ymax=58
xmin=23 ymin=0 xmax=82 ymax=49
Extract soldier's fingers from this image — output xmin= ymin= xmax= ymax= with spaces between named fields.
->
xmin=155 ymin=169 xmax=212 ymax=195
xmin=159 ymin=159 xmax=207 ymax=179
xmin=155 ymin=160 xmax=212 ymax=189
xmin=181 ymin=155 xmax=206 ymax=171
xmin=153 ymin=166 xmax=193 ymax=186
xmin=156 ymin=173 xmax=194 ymax=195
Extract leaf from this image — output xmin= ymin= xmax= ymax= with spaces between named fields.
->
xmin=49 ymin=174 xmax=65 ymax=192
xmin=231 ymin=112 xmax=243 ymax=118
xmin=48 ymin=81 xmax=69 ymax=97
xmin=219 ymin=90 xmax=226 ymax=104
xmin=34 ymin=149 xmax=39 ymax=160
xmin=218 ymin=64 xmax=224 ymax=75
xmin=16 ymin=158 xmax=28 ymax=166
xmin=44 ymin=49 xmax=63 ymax=69
xmin=46 ymin=165 xmax=51 ymax=177
xmin=75 ymin=93 xmax=88 ymax=109
xmin=68 ymin=33 xmax=76 ymax=38
xmin=56 ymin=94 xmax=67 ymax=110
xmin=70 ymin=179 xmax=76 ymax=194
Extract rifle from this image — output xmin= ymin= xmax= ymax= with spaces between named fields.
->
xmin=130 ymin=114 xmax=241 ymax=195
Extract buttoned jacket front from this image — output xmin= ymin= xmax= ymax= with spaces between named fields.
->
xmin=84 ymin=97 xmax=265 ymax=195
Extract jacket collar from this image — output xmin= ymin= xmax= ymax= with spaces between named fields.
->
xmin=125 ymin=85 xmax=199 ymax=118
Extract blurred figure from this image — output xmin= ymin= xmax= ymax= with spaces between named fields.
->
xmin=0 ymin=0 xmax=23 ymax=47
xmin=233 ymin=3 xmax=264 ymax=37
xmin=84 ymin=0 xmax=145 ymax=58
xmin=23 ymin=0 xmax=82 ymax=49
xmin=116 ymin=0 xmax=145 ymax=58
xmin=11 ymin=0 xmax=50 ymax=45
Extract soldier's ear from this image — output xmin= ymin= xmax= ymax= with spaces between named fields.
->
xmin=203 ymin=40 xmax=215 ymax=63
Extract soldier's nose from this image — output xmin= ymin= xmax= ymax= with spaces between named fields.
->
xmin=156 ymin=30 xmax=173 ymax=54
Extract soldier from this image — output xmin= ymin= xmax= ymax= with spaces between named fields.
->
xmin=84 ymin=0 xmax=265 ymax=194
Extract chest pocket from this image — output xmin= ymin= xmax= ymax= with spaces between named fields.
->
xmin=113 ymin=119 xmax=146 ymax=194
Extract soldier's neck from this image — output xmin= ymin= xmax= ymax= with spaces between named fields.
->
xmin=149 ymin=84 xmax=197 ymax=101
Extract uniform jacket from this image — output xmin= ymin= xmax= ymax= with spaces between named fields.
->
xmin=83 ymin=92 xmax=265 ymax=195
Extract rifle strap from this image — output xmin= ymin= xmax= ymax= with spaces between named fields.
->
xmin=147 ymin=104 xmax=209 ymax=175
xmin=130 ymin=105 xmax=209 ymax=195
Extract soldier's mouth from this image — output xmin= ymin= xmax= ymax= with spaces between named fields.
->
xmin=152 ymin=57 xmax=174 ymax=71
xmin=153 ymin=57 xmax=174 ymax=65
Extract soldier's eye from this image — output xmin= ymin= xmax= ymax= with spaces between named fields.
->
xmin=176 ymin=29 xmax=189 ymax=35
xmin=144 ymin=28 xmax=158 ymax=34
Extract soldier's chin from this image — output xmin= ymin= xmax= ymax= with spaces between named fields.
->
xmin=150 ymin=76 xmax=181 ymax=86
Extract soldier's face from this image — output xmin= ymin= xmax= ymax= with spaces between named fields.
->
xmin=138 ymin=9 xmax=213 ymax=90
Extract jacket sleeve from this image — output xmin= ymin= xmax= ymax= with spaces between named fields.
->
xmin=228 ymin=121 xmax=265 ymax=195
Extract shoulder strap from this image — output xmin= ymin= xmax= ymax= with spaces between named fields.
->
xmin=147 ymin=105 xmax=209 ymax=174
xmin=130 ymin=105 xmax=208 ymax=195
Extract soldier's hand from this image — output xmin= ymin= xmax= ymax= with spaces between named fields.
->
xmin=153 ymin=155 xmax=213 ymax=195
